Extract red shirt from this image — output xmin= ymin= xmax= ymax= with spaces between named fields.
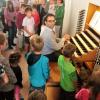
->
xmin=16 ymin=12 xmax=25 ymax=29
xmin=75 ymin=88 xmax=90 ymax=100
xmin=32 ymin=11 xmax=40 ymax=27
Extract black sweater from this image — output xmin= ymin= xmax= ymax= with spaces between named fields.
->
xmin=11 ymin=65 xmax=23 ymax=88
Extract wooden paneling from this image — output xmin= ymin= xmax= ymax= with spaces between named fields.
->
xmin=85 ymin=3 xmax=99 ymax=29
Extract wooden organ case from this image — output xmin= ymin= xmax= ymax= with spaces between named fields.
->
xmin=70 ymin=3 xmax=100 ymax=71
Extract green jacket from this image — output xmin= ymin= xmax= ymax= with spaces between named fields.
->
xmin=58 ymin=55 xmax=77 ymax=92
xmin=55 ymin=3 xmax=64 ymax=25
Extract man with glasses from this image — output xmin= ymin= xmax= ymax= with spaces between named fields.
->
xmin=40 ymin=13 xmax=70 ymax=62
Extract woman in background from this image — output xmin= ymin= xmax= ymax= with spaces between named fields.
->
xmin=55 ymin=0 xmax=64 ymax=38
xmin=4 ymin=1 xmax=17 ymax=49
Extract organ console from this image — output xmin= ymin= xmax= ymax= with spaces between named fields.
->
xmin=70 ymin=11 xmax=100 ymax=71
xmin=93 ymin=42 xmax=100 ymax=71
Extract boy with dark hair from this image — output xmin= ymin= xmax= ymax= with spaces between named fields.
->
xmin=0 ymin=32 xmax=17 ymax=100
xmin=9 ymin=52 xmax=23 ymax=100
xmin=58 ymin=43 xmax=78 ymax=100
xmin=22 ymin=7 xmax=35 ymax=54
xmin=27 ymin=35 xmax=49 ymax=91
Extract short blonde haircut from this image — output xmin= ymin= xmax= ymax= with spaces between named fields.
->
xmin=30 ymin=35 xmax=44 ymax=52
xmin=0 ymin=33 xmax=6 ymax=45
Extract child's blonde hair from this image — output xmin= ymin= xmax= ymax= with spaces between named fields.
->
xmin=28 ymin=90 xmax=47 ymax=100
xmin=0 ymin=33 xmax=6 ymax=45
xmin=62 ymin=43 xmax=76 ymax=58
xmin=30 ymin=35 xmax=44 ymax=52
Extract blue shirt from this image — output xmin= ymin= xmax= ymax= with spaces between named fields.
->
xmin=27 ymin=54 xmax=50 ymax=87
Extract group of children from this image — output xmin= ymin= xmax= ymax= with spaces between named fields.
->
xmin=0 ymin=32 xmax=75 ymax=100
xmin=0 ymin=30 xmax=100 ymax=100
xmin=0 ymin=33 xmax=17 ymax=100
xmin=0 ymin=1 xmax=100 ymax=100
xmin=0 ymin=0 xmax=65 ymax=49
xmin=0 ymin=30 xmax=48 ymax=99
xmin=0 ymin=32 xmax=48 ymax=100
xmin=0 ymin=1 xmax=39 ymax=50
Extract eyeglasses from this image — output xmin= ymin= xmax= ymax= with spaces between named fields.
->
xmin=47 ymin=20 xmax=56 ymax=23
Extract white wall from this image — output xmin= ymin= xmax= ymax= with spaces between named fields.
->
xmin=62 ymin=0 xmax=89 ymax=36
xmin=68 ymin=0 xmax=80 ymax=36
xmin=62 ymin=0 xmax=72 ymax=36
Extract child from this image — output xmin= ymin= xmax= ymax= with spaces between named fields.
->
xmin=0 ymin=7 xmax=8 ymax=33
xmin=16 ymin=4 xmax=26 ymax=31
xmin=9 ymin=52 xmax=23 ymax=100
xmin=22 ymin=7 xmax=35 ymax=54
xmin=47 ymin=0 xmax=56 ymax=15
xmin=89 ymin=85 xmax=100 ymax=100
xmin=28 ymin=90 xmax=47 ymax=100
xmin=58 ymin=43 xmax=78 ymax=100
xmin=75 ymin=68 xmax=100 ymax=100
xmin=4 ymin=1 xmax=17 ymax=49
xmin=0 ymin=32 xmax=17 ymax=100
xmin=27 ymin=35 xmax=49 ymax=92
xmin=55 ymin=0 xmax=64 ymax=37
xmin=32 ymin=4 xmax=40 ymax=33
xmin=16 ymin=4 xmax=26 ymax=50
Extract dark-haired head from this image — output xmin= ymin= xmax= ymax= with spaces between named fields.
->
xmin=44 ymin=13 xmax=55 ymax=29
xmin=89 ymin=85 xmax=100 ymax=100
xmin=6 ymin=1 xmax=14 ymax=12
xmin=44 ymin=13 xmax=55 ymax=23
xmin=21 ymin=4 xmax=26 ymax=8
xmin=9 ymin=52 xmax=21 ymax=65
xmin=57 ymin=0 xmax=63 ymax=3
xmin=25 ymin=7 xmax=32 ymax=17
xmin=25 ymin=7 xmax=32 ymax=12
xmin=32 ymin=4 xmax=37 ymax=9
xmin=84 ymin=69 xmax=100 ymax=88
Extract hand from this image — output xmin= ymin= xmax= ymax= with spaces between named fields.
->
xmin=63 ymin=34 xmax=71 ymax=42
xmin=29 ymin=32 xmax=34 ymax=36
xmin=64 ymin=34 xmax=71 ymax=40
xmin=2 ymin=73 xmax=9 ymax=84
xmin=18 ymin=30 xmax=21 ymax=35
